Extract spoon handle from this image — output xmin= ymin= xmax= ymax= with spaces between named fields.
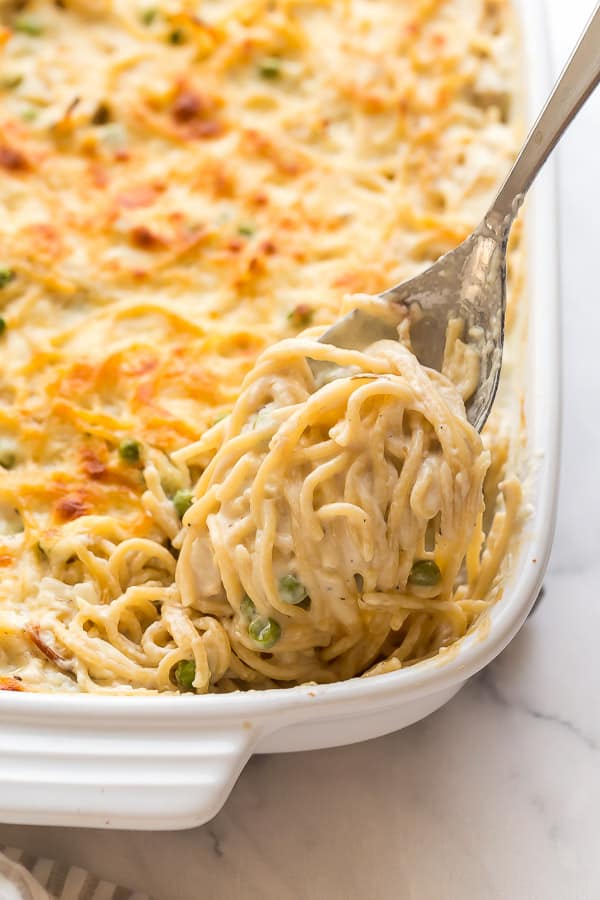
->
xmin=488 ymin=2 xmax=600 ymax=228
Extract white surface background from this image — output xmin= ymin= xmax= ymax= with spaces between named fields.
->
xmin=1 ymin=1 xmax=599 ymax=897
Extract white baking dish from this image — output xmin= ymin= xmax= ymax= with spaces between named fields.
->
xmin=0 ymin=0 xmax=559 ymax=831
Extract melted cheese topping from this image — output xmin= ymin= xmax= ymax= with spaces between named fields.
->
xmin=0 ymin=0 xmax=522 ymax=693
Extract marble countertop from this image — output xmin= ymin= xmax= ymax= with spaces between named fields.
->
xmin=2 ymin=1 xmax=599 ymax=897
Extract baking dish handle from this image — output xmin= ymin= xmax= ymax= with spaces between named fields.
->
xmin=0 ymin=712 xmax=258 ymax=830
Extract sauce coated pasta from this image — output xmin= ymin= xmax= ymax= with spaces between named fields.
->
xmin=0 ymin=0 xmax=524 ymax=692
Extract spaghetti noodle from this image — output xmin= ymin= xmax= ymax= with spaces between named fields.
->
xmin=175 ymin=334 xmax=521 ymax=689
xmin=0 ymin=0 xmax=524 ymax=693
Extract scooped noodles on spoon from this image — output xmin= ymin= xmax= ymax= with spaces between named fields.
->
xmin=174 ymin=333 xmax=521 ymax=689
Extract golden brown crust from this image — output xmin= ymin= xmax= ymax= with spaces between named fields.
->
xmin=0 ymin=0 xmax=522 ymax=693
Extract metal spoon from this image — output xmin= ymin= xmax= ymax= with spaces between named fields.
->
xmin=314 ymin=4 xmax=600 ymax=431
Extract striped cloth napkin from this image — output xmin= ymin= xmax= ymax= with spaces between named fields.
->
xmin=0 ymin=847 xmax=150 ymax=900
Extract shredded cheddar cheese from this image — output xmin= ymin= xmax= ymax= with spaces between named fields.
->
xmin=0 ymin=0 xmax=523 ymax=693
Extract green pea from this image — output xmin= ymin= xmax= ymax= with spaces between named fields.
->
xmin=259 ymin=57 xmax=282 ymax=79
xmin=140 ymin=7 xmax=157 ymax=26
xmin=240 ymin=595 xmax=256 ymax=619
xmin=173 ymin=659 xmax=196 ymax=691
xmin=278 ymin=574 xmax=308 ymax=605
xmin=118 ymin=439 xmax=141 ymax=463
xmin=0 ymin=450 xmax=16 ymax=469
xmin=248 ymin=616 xmax=281 ymax=649
xmin=0 ymin=318 xmax=6 ymax=337
xmin=13 ymin=16 xmax=44 ymax=36
xmin=0 ymin=268 xmax=15 ymax=289
xmin=173 ymin=489 xmax=194 ymax=518
xmin=168 ymin=28 xmax=186 ymax=45
xmin=238 ymin=223 xmax=255 ymax=237
xmin=408 ymin=559 xmax=441 ymax=587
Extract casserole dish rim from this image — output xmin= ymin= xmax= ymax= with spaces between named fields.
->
xmin=0 ymin=0 xmax=560 ymax=829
